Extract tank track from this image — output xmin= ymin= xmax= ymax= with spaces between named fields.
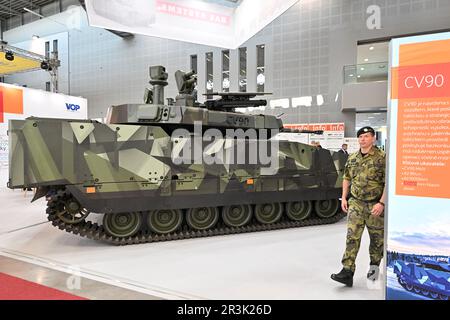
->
xmin=46 ymin=190 xmax=346 ymax=246
xmin=397 ymin=275 xmax=449 ymax=300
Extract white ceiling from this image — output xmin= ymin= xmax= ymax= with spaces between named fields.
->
xmin=356 ymin=112 xmax=387 ymax=130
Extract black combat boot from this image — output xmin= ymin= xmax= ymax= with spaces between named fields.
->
xmin=331 ymin=268 xmax=353 ymax=287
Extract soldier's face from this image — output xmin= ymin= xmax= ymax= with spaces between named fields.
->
xmin=358 ymin=133 xmax=376 ymax=148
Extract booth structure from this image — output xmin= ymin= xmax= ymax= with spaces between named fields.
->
xmin=386 ymin=32 xmax=450 ymax=300
xmin=0 ymin=42 xmax=61 ymax=91
xmin=0 ymin=83 xmax=87 ymax=173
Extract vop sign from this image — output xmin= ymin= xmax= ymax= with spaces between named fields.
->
xmin=66 ymin=103 xmax=81 ymax=112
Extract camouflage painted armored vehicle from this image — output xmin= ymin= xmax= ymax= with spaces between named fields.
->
xmin=394 ymin=260 xmax=450 ymax=300
xmin=8 ymin=66 xmax=347 ymax=245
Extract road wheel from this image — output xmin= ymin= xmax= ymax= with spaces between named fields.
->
xmin=186 ymin=207 xmax=219 ymax=230
xmin=222 ymin=204 xmax=252 ymax=227
xmin=315 ymin=199 xmax=340 ymax=218
xmin=254 ymin=203 xmax=283 ymax=224
xmin=286 ymin=201 xmax=312 ymax=221
xmin=147 ymin=209 xmax=183 ymax=234
xmin=103 ymin=212 xmax=142 ymax=238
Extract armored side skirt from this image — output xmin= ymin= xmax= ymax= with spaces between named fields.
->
xmin=9 ymin=118 xmax=345 ymax=214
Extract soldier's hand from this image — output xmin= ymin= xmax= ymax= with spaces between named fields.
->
xmin=341 ymin=198 xmax=348 ymax=213
xmin=371 ymin=203 xmax=384 ymax=216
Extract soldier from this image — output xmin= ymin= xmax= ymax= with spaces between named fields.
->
xmin=331 ymin=126 xmax=386 ymax=287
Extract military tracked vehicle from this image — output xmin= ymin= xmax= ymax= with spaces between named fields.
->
xmin=394 ymin=260 xmax=450 ymax=300
xmin=8 ymin=66 xmax=347 ymax=245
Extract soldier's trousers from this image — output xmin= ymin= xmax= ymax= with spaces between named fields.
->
xmin=341 ymin=198 xmax=384 ymax=273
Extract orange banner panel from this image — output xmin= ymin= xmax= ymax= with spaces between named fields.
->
xmin=1 ymin=87 xmax=23 ymax=114
xmin=395 ymin=97 xmax=450 ymax=199
xmin=395 ymin=62 xmax=450 ymax=99
xmin=395 ymin=37 xmax=450 ymax=199
xmin=399 ymin=38 xmax=450 ymax=66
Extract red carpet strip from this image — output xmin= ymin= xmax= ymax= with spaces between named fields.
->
xmin=0 ymin=272 xmax=87 ymax=300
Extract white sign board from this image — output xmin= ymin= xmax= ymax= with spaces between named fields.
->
xmin=273 ymin=132 xmax=309 ymax=144
xmin=283 ymin=123 xmax=345 ymax=151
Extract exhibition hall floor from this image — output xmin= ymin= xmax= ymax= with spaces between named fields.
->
xmin=0 ymin=169 xmax=383 ymax=300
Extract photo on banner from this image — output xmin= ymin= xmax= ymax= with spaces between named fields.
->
xmin=386 ymin=32 xmax=450 ymax=300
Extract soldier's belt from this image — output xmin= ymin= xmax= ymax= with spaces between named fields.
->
xmin=349 ymin=194 xmax=380 ymax=204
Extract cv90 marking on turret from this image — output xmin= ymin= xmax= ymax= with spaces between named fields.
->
xmin=226 ymin=115 xmax=251 ymax=127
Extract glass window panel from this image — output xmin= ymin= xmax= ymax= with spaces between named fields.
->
xmin=45 ymin=41 xmax=50 ymax=59
xmin=239 ymin=47 xmax=247 ymax=92
xmin=206 ymin=52 xmax=213 ymax=98
xmin=256 ymin=44 xmax=265 ymax=92
xmin=222 ymin=50 xmax=230 ymax=93
xmin=190 ymin=55 xmax=197 ymax=74
xmin=53 ymin=39 xmax=58 ymax=53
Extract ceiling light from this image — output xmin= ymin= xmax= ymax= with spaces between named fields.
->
xmin=349 ymin=74 xmax=354 ymax=77
xmin=369 ymin=46 xmax=374 ymax=50
xmin=360 ymin=67 xmax=365 ymax=71
xmin=357 ymin=75 xmax=361 ymax=78
xmin=316 ymin=94 xmax=324 ymax=106
xmin=364 ymin=58 xmax=369 ymax=62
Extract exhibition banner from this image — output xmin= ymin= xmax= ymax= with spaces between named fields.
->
xmin=84 ymin=0 xmax=298 ymax=49
xmin=282 ymin=123 xmax=345 ymax=151
xmin=386 ymin=32 xmax=450 ymax=300
xmin=0 ymin=83 xmax=88 ymax=168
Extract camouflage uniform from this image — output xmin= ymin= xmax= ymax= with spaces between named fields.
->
xmin=341 ymin=146 xmax=386 ymax=273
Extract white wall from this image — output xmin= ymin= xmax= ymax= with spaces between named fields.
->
xmin=342 ymin=81 xmax=388 ymax=111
